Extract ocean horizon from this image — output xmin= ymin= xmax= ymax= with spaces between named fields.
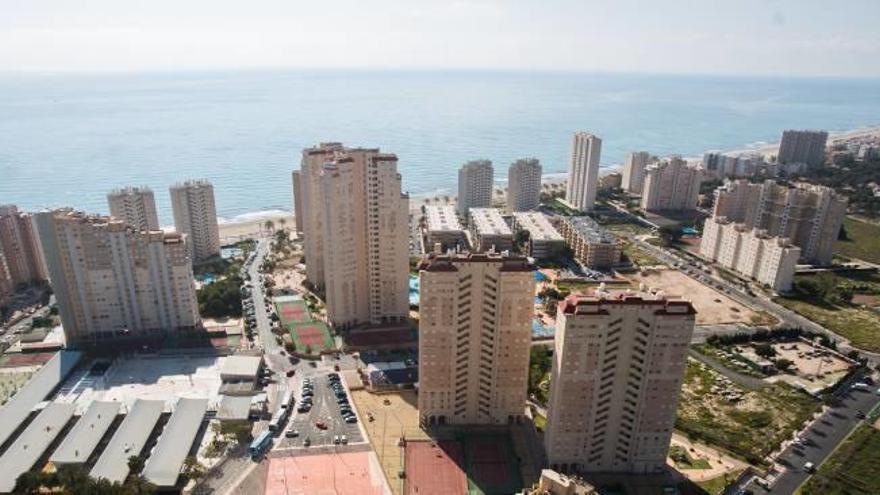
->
xmin=2 ymin=69 xmax=879 ymax=225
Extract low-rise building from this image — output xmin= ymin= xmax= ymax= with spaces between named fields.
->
xmin=511 ymin=212 xmax=566 ymax=260
xmin=468 ymin=208 xmax=513 ymax=253
xmin=524 ymin=470 xmax=598 ymax=495
xmin=424 ymin=205 xmax=465 ymax=252
xmin=559 ymin=216 xmax=621 ymax=270
xmin=598 ymin=172 xmax=622 ymax=192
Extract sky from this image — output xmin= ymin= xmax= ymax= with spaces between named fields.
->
xmin=1 ymin=0 xmax=878 ymax=77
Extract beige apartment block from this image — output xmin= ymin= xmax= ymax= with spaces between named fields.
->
xmin=467 ymin=207 xmax=513 ymax=253
xmin=598 ymin=172 xmax=622 ymax=192
xmin=559 ymin=216 xmax=622 ymax=270
xmin=566 ymin=133 xmax=602 ymax=211
xmin=291 ymin=170 xmax=304 ymax=233
xmin=712 ymin=180 xmax=846 ymax=265
xmin=298 ymin=144 xmax=409 ymax=329
xmin=778 ymin=129 xmax=828 ymax=169
xmin=424 ymin=205 xmax=465 ymax=252
xmin=418 ymin=253 xmax=535 ymax=426
xmin=700 ymin=217 xmax=800 ymax=292
xmin=107 ymin=186 xmax=160 ymax=232
xmin=458 ymin=160 xmax=494 ymax=217
xmin=507 ymin=158 xmax=542 ymax=212
xmin=34 ymin=209 xmax=199 ymax=345
xmin=545 ymin=293 xmax=695 ymax=474
xmin=0 ymin=205 xmax=47 ymax=287
xmin=621 ymin=151 xmax=653 ymax=194
xmin=169 ymin=180 xmax=220 ymax=262
xmin=525 ymin=470 xmax=598 ymax=495
xmin=0 ymin=254 xmax=11 ymax=307
xmin=511 ymin=211 xmax=566 ymax=260
xmin=640 ymin=157 xmax=702 ymax=212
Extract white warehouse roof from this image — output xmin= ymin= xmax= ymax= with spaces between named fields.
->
xmin=90 ymin=399 xmax=165 ymax=484
xmin=0 ymin=402 xmax=76 ymax=493
xmin=142 ymin=397 xmax=209 ymax=488
xmin=50 ymin=401 xmax=120 ymax=465
xmin=220 ymin=355 xmax=263 ymax=381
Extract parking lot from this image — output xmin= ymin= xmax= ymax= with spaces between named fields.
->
xmin=277 ymin=373 xmax=364 ymax=449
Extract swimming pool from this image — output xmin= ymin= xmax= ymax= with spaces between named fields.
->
xmin=409 ymin=275 xmax=420 ymax=305
xmin=532 ymin=319 xmax=554 ymax=338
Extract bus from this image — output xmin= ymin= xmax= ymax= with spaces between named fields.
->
xmin=280 ymin=390 xmax=293 ymax=410
xmin=268 ymin=408 xmax=289 ymax=434
xmin=249 ymin=430 xmax=272 ymax=459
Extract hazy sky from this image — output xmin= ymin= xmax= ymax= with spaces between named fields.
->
xmin=2 ymin=0 xmax=878 ymax=77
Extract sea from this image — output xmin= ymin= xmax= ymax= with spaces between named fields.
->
xmin=1 ymin=69 xmax=879 ymax=226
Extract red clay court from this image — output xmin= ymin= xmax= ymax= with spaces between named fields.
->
xmin=405 ymin=441 xmax=468 ymax=495
xmin=276 ymin=299 xmax=311 ymax=324
xmin=291 ymin=322 xmax=334 ymax=352
xmin=405 ymin=435 xmax=522 ymax=495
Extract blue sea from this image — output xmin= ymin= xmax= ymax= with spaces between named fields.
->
xmin=1 ymin=70 xmax=879 ymax=225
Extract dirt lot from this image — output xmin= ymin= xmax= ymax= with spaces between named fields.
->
xmin=627 ymin=269 xmax=760 ymax=326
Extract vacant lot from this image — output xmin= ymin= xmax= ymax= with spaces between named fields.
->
xmin=800 ymin=425 xmax=880 ymax=495
xmin=775 ymin=298 xmax=880 ymax=353
xmin=835 ymin=217 xmax=880 ymax=264
xmin=676 ymin=360 xmax=820 ymax=465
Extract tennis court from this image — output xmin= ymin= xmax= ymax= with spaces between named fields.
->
xmin=289 ymin=321 xmax=334 ymax=353
xmin=274 ymin=298 xmax=311 ymax=325
xmin=404 ymin=441 xmax=467 ymax=495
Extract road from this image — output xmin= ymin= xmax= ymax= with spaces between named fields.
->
xmin=277 ymin=373 xmax=364 ymax=449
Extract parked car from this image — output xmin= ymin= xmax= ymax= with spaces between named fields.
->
xmin=316 ymin=421 xmax=328 ymax=430
xmin=803 ymin=462 xmax=815 ymax=473
xmin=285 ymin=429 xmax=299 ymax=438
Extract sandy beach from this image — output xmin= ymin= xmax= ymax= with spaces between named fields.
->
xmin=218 ymin=212 xmax=295 ymax=244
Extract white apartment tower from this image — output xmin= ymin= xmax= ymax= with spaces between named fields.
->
xmin=0 ymin=205 xmax=47 ymax=287
xmin=545 ymin=293 xmax=695 ymax=474
xmin=34 ymin=209 xmax=199 ymax=345
xmin=107 ymin=186 xmax=160 ymax=232
xmin=169 ymin=180 xmax=221 ymax=262
xmin=457 ymin=160 xmax=494 ymax=217
xmin=621 ymin=152 xmax=652 ymax=194
xmin=566 ymin=132 xmax=602 ymax=211
xmin=640 ymin=157 xmax=702 ymax=212
xmin=291 ymin=170 xmax=304 ymax=233
xmin=507 ymin=158 xmax=542 ymax=212
xmin=298 ymin=144 xmax=410 ymax=329
xmin=418 ymin=253 xmax=535 ymax=426
xmin=778 ymin=130 xmax=828 ymax=169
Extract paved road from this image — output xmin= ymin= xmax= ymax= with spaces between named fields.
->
xmin=277 ymin=373 xmax=364 ymax=449
xmin=688 ymin=349 xmax=768 ymax=390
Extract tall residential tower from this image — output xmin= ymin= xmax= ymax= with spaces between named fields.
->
xmin=169 ymin=180 xmax=221 ymax=262
xmin=507 ymin=158 xmax=542 ymax=212
xmin=457 ymin=160 xmax=494 ymax=217
xmin=621 ymin=151 xmax=652 ymax=194
xmin=107 ymin=186 xmax=160 ymax=232
xmin=566 ymin=132 xmax=602 ymax=211
xmin=0 ymin=205 xmax=47 ymax=287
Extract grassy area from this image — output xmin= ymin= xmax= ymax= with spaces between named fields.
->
xmin=774 ymin=297 xmax=880 ymax=353
xmin=696 ymin=470 xmax=744 ymax=495
xmin=835 ymin=217 xmax=880 ymax=264
xmin=669 ymin=445 xmax=712 ymax=470
xmin=676 ymin=360 xmax=820 ymax=466
xmin=622 ymin=240 xmax=664 ymax=267
xmin=692 ymin=344 xmax=768 ymax=379
xmin=800 ymin=425 xmax=880 ymax=495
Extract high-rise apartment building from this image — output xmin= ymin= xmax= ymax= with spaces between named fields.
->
xmin=291 ymin=170 xmax=304 ymax=233
xmin=298 ymin=143 xmax=409 ymax=329
xmin=34 ymin=209 xmax=199 ymax=345
xmin=418 ymin=253 xmax=535 ymax=426
xmin=712 ymin=180 xmax=846 ymax=264
xmin=0 ymin=254 xmax=11 ymax=307
xmin=559 ymin=216 xmax=622 ymax=270
xmin=457 ymin=160 xmax=494 ymax=217
xmin=621 ymin=152 xmax=652 ymax=194
xmin=545 ymin=293 xmax=695 ymax=474
xmin=778 ymin=129 xmax=828 ymax=169
xmin=507 ymin=158 xmax=542 ymax=212
xmin=566 ymin=133 xmax=602 ymax=211
xmin=169 ymin=180 xmax=220 ymax=262
xmin=107 ymin=187 xmax=160 ymax=232
xmin=0 ymin=205 xmax=47 ymax=287
xmin=640 ymin=157 xmax=702 ymax=212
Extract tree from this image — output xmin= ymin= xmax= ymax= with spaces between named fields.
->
xmin=754 ymin=343 xmax=777 ymax=359
xmin=183 ymin=455 xmax=207 ymax=482
xmin=127 ymin=455 xmax=145 ymax=476
xmin=657 ymin=224 xmax=683 ymax=246
xmin=514 ymin=230 xmax=530 ymax=253
xmin=264 ymin=220 xmax=275 ymax=233
xmin=774 ymin=358 xmax=794 ymax=372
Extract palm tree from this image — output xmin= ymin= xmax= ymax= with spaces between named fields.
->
xmin=264 ymin=220 xmax=275 ymax=233
xmin=278 ymin=218 xmax=287 ymax=230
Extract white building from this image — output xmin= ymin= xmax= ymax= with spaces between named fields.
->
xmin=510 ymin=212 xmax=566 ymax=260
xmin=621 ymin=151 xmax=652 ymax=194
xmin=640 ymin=157 xmax=702 ymax=212
xmin=507 ymin=158 xmax=542 ymax=212
xmin=467 ymin=208 xmax=513 ymax=253
xmin=107 ymin=186 xmax=160 ymax=232
xmin=169 ymin=179 xmax=221 ymax=262
xmin=291 ymin=170 xmax=304 ymax=233
xmin=424 ymin=205 xmax=465 ymax=252
xmin=457 ymin=160 xmax=494 ymax=217
xmin=566 ymin=133 xmax=602 ymax=211
xmin=778 ymin=129 xmax=828 ymax=169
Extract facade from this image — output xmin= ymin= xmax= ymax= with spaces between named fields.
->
xmin=545 ymin=293 xmax=695 ymax=474
xmin=0 ymin=205 xmax=47 ymax=287
xmin=621 ymin=151 xmax=652 ymax=194
xmin=566 ymin=133 xmax=602 ymax=211
xmin=468 ymin=208 xmax=513 ymax=253
xmin=507 ymin=158 xmax=542 ymax=212
xmin=526 ymin=470 xmax=598 ymax=495
xmin=712 ymin=180 xmax=846 ymax=264
xmin=511 ymin=212 xmax=566 ymax=260
xmin=598 ymin=172 xmax=622 ymax=192
xmin=640 ymin=157 xmax=702 ymax=212
xmin=169 ymin=180 xmax=220 ymax=262
xmin=778 ymin=129 xmax=828 ymax=169
xmin=0 ymin=254 xmax=11 ymax=307
xmin=418 ymin=253 xmax=535 ymax=426
xmin=700 ymin=217 xmax=800 ymax=292
xmin=457 ymin=160 xmax=494 ymax=217
xmin=34 ymin=209 xmax=199 ymax=345
xmin=424 ymin=205 xmax=465 ymax=252
xmin=298 ymin=143 xmax=410 ymax=329
xmin=106 ymin=186 xmax=160 ymax=232
xmin=291 ymin=170 xmax=304 ymax=233
xmin=559 ymin=216 xmax=622 ymax=270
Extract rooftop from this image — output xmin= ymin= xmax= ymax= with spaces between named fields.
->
xmin=420 ymin=252 xmax=535 ymax=273
xmin=560 ymin=292 xmax=696 ymax=316
xmin=50 ymin=401 xmax=121 ymax=465
xmin=564 ymin=216 xmax=618 ymax=245
xmin=143 ymin=397 xmax=209 ymax=488
xmin=468 ymin=208 xmax=512 ymax=236
xmin=90 ymin=399 xmax=166 ymax=484
xmin=425 ymin=205 xmax=464 ymax=233
xmin=221 ymin=355 xmax=263 ymax=380
xmin=0 ymin=402 xmax=76 ymax=493
xmin=512 ymin=212 xmax=563 ymax=242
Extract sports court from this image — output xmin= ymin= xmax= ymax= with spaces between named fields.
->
xmin=265 ymin=450 xmax=391 ymax=495
xmin=275 ymin=298 xmax=311 ymax=325
xmin=274 ymin=295 xmax=334 ymax=353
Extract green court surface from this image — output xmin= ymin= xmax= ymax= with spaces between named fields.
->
xmin=274 ymin=296 xmax=334 ymax=353
xmin=460 ymin=433 xmax=523 ymax=495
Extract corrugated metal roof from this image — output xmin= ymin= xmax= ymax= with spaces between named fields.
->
xmin=220 ymin=355 xmax=262 ymax=380
xmin=0 ymin=401 xmax=76 ymax=493
xmin=142 ymin=397 xmax=208 ymax=487
xmin=50 ymin=401 xmax=120 ymax=465
xmin=90 ymin=399 xmax=165 ymax=484
xmin=216 ymin=395 xmax=252 ymax=421
xmin=0 ymin=351 xmax=82 ymax=450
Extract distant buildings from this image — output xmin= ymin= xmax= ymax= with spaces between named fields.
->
xmin=418 ymin=253 xmax=535 ymax=426
xmin=702 ymin=152 xmax=765 ymax=179
xmin=291 ymin=170 xmax=304 ymax=233
xmin=621 ymin=151 xmax=652 ymax=194
xmin=778 ymin=129 xmax=828 ymax=169
xmin=559 ymin=216 xmax=622 ymax=270
xmin=106 ymin=186 xmax=160 ymax=232
xmin=298 ymin=143 xmax=409 ymax=329
xmin=169 ymin=180 xmax=221 ymax=262
xmin=507 ymin=158 xmax=542 ymax=212
xmin=545 ymin=293 xmax=695 ymax=474
xmin=0 ymin=205 xmax=47 ymax=287
xmin=34 ymin=209 xmax=199 ymax=345
xmin=457 ymin=160 xmax=494 ymax=217
xmin=424 ymin=205 xmax=465 ymax=252
xmin=566 ymin=133 xmax=602 ymax=211
xmin=598 ymin=172 xmax=622 ymax=193
xmin=700 ymin=217 xmax=800 ymax=292
xmin=712 ymin=180 xmax=846 ymax=265
xmin=0 ymin=255 xmax=11 ymax=308
xmin=510 ymin=212 xmax=566 ymax=260
xmin=640 ymin=157 xmax=702 ymax=212
xmin=467 ymin=208 xmax=513 ymax=253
